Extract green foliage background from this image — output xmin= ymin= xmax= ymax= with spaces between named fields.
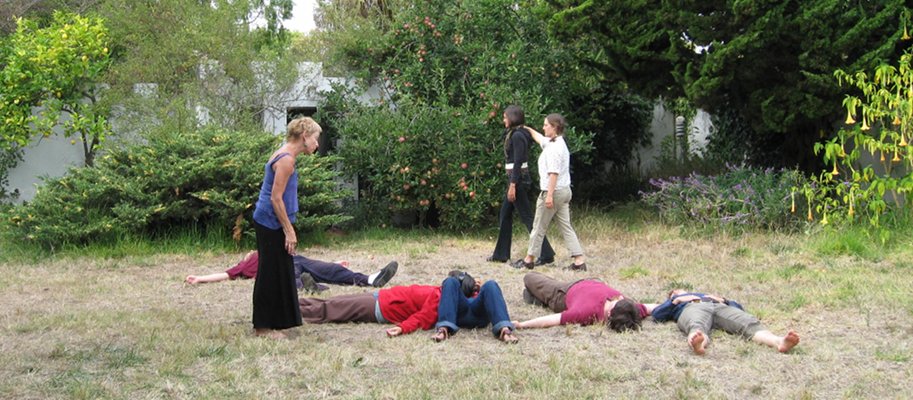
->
xmin=1 ymin=127 xmax=348 ymax=249
xmin=541 ymin=0 xmax=912 ymax=170
xmin=315 ymin=0 xmax=669 ymax=228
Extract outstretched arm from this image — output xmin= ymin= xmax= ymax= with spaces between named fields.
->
xmin=641 ymin=303 xmax=660 ymax=316
xmin=525 ymin=125 xmax=546 ymax=145
xmin=185 ymin=272 xmax=230 ymax=285
xmin=515 ymin=313 xmax=562 ymax=329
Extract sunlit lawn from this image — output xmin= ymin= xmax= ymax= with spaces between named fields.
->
xmin=1 ymin=206 xmax=912 ymax=399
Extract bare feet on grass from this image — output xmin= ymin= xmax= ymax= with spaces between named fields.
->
xmin=779 ymin=330 xmax=800 ymax=353
xmin=688 ymin=331 xmax=706 ymax=355
xmin=254 ymin=329 xmax=287 ymax=339
xmin=499 ymin=327 xmax=519 ymax=344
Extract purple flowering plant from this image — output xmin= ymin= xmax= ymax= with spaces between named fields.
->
xmin=641 ymin=164 xmax=807 ymax=231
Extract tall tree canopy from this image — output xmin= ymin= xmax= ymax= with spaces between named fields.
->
xmin=541 ymin=0 xmax=912 ymax=169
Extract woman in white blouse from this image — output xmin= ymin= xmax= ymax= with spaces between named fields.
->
xmin=512 ymin=113 xmax=587 ymax=271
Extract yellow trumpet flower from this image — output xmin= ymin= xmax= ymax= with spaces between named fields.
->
xmin=848 ymin=202 xmax=855 ymax=217
xmin=892 ymin=149 xmax=901 ymax=162
xmin=904 ymin=24 xmax=912 ymax=41
xmin=790 ymin=191 xmax=796 ymax=213
xmin=821 ymin=213 xmax=829 ymax=225
xmin=893 ymin=115 xmax=902 ymax=125
xmin=845 ymin=111 xmax=856 ymax=125
xmin=831 ymin=162 xmax=839 ymax=175
xmin=861 ymin=118 xmax=870 ymax=131
xmin=880 ymin=151 xmax=886 ymax=162
xmin=807 ymin=209 xmax=813 ymax=221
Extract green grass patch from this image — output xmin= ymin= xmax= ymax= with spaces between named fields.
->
xmin=619 ymin=264 xmax=650 ymax=279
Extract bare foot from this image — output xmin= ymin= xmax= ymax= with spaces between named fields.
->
xmin=430 ymin=327 xmax=449 ymax=342
xmin=335 ymin=260 xmax=350 ymax=268
xmin=689 ymin=331 xmax=706 ymax=355
xmin=499 ymin=327 xmax=519 ymax=344
xmin=185 ymin=275 xmax=199 ymax=284
xmin=254 ymin=329 xmax=287 ymax=339
xmin=778 ymin=330 xmax=800 ymax=353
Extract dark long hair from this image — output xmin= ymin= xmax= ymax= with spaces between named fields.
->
xmin=503 ymin=105 xmax=526 ymax=158
xmin=504 ymin=105 xmax=525 ymax=128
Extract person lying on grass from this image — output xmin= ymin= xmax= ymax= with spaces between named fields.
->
xmin=184 ymin=250 xmax=398 ymax=293
xmin=513 ymin=272 xmax=658 ymax=332
xmin=297 ymin=270 xmax=476 ymax=337
xmin=298 ymin=284 xmax=437 ymax=337
xmin=431 ymin=271 xmax=519 ymax=344
xmin=651 ymin=288 xmax=800 ymax=355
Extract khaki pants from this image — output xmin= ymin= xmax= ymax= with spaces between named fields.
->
xmin=527 ymin=188 xmax=584 ymax=259
xmin=677 ymin=302 xmax=765 ymax=341
xmin=523 ymin=272 xmax=580 ymax=312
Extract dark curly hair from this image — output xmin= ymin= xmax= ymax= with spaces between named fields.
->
xmin=607 ymin=299 xmax=643 ymax=332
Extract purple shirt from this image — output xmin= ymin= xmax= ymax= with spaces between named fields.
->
xmin=559 ymin=280 xmax=648 ymax=326
xmin=252 ymin=153 xmax=298 ymax=230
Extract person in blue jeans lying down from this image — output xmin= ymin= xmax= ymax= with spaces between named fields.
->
xmin=430 ymin=271 xmax=518 ymax=344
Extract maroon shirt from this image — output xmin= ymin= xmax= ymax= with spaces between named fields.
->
xmin=225 ymin=254 xmax=258 ymax=279
xmin=559 ymin=280 xmax=648 ymax=325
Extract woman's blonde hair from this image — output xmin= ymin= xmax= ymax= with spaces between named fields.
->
xmin=287 ymin=117 xmax=322 ymax=141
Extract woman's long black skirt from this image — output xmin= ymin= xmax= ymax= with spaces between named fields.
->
xmin=252 ymin=221 xmax=302 ymax=330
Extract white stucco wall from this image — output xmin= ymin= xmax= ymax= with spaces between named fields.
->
xmin=634 ymin=102 xmax=712 ymax=174
xmin=6 ymin=132 xmax=85 ymax=202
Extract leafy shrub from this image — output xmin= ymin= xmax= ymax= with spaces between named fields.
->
xmin=641 ymin=165 xmax=807 ymax=231
xmin=317 ymin=0 xmax=600 ymax=224
xmin=329 ymin=90 xmax=594 ymax=230
xmin=333 ymin=101 xmax=501 ymax=230
xmin=798 ymin=48 xmax=913 ymax=229
xmin=2 ymin=127 xmax=349 ymax=248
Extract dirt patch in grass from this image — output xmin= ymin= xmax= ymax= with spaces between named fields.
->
xmin=1 ymin=225 xmax=912 ymax=398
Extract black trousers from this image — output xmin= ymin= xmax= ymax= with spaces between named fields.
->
xmin=252 ymin=221 xmax=302 ymax=330
xmin=491 ymin=172 xmax=555 ymax=261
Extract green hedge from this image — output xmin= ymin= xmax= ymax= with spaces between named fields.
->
xmin=2 ymin=127 xmax=349 ymax=248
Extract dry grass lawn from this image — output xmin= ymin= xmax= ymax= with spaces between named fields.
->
xmin=2 ymin=212 xmax=912 ymax=399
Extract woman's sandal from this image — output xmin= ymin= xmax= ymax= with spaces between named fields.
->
xmin=499 ymin=327 xmax=519 ymax=344
xmin=431 ymin=327 xmax=450 ymax=342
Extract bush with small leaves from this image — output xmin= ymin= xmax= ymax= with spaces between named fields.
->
xmin=2 ymin=127 xmax=349 ymax=248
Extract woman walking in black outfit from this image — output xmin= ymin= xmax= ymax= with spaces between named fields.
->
xmin=487 ymin=105 xmax=555 ymax=266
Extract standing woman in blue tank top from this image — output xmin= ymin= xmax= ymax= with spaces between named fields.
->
xmin=251 ymin=117 xmax=322 ymax=339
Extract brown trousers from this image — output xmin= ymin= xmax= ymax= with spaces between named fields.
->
xmin=523 ymin=272 xmax=579 ymax=313
xmin=298 ymin=293 xmax=377 ymax=324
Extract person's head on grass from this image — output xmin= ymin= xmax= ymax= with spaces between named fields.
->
xmin=607 ymin=298 xmax=643 ymax=333
xmin=448 ymin=270 xmax=478 ymax=297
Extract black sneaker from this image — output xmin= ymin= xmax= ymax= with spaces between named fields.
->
xmin=564 ymin=262 xmax=587 ymax=272
xmin=511 ymin=259 xmax=534 ymax=269
xmin=486 ymin=256 xmax=508 ymax=263
xmin=300 ymin=273 xmax=321 ymax=293
xmin=371 ymin=261 xmax=399 ymax=287
xmin=522 ymin=288 xmax=546 ymax=307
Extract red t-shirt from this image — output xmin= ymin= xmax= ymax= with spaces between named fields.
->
xmin=378 ymin=285 xmax=441 ymax=334
xmin=559 ymin=280 xmax=648 ymax=326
